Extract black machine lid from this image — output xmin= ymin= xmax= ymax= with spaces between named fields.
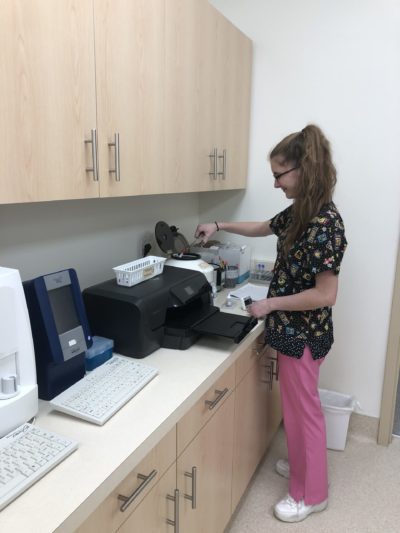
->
xmin=155 ymin=221 xmax=175 ymax=254
xmin=192 ymin=312 xmax=258 ymax=344
xmin=155 ymin=220 xmax=199 ymax=258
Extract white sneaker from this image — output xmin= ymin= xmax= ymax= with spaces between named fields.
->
xmin=275 ymin=459 xmax=290 ymax=479
xmin=274 ymin=494 xmax=328 ymax=523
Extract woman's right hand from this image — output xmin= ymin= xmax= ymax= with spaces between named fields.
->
xmin=194 ymin=222 xmax=218 ymax=244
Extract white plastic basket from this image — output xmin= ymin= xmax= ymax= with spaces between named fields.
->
xmin=113 ymin=256 xmax=166 ymax=287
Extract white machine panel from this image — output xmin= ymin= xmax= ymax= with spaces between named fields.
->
xmin=0 ymin=267 xmax=38 ymax=437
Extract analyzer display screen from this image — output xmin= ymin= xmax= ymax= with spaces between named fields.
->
xmin=48 ymin=285 xmax=80 ymax=335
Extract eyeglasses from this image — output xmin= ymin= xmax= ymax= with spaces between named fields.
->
xmin=273 ymin=166 xmax=299 ymax=180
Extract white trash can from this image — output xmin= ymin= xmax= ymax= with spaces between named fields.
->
xmin=319 ymin=388 xmax=357 ymax=451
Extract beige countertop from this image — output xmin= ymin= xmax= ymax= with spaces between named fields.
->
xmin=0 ymin=287 xmax=265 ymax=533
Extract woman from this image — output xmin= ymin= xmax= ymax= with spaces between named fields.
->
xmin=195 ymin=124 xmax=347 ymax=523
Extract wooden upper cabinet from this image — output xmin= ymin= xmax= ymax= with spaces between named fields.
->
xmin=94 ymin=0 xmax=166 ymax=197
xmin=164 ymin=0 xmax=217 ymax=193
xmin=0 ymin=0 xmax=99 ymax=204
xmin=165 ymin=1 xmax=252 ymax=193
xmin=215 ymin=13 xmax=252 ymax=190
xmin=0 ymin=0 xmax=252 ymax=204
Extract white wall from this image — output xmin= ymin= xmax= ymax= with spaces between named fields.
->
xmin=206 ymin=0 xmax=400 ymax=417
xmin=0 ymin=194 xmax=199 ymax=289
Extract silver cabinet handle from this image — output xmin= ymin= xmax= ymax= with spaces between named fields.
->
xmin=209 ymin=147 xmax=217 ymax=180
xmin=205 ymin=387 xmax=228 ymax=410
xmin=85 ymin=129 xmax=99 ymax=181
xmin=253 ymin=341 xmax=268 ymax=357
xmin=118 ymin=469 xmax=157 ymax=512
xmin=262 ymin=361 xmax=279 ymax=390
xmin=218 ymin=148 xmax=226 ymax=179
xmin=108 ymin=132 xmax=121 ymax=181
xmin=184 ymin=466 xmax=197 ymax=509
xmin=261 ymin=361 xmax=273 ymax=390
xmin=267 ymin=352 xmax=279 ymax=381
xmin=167 ymin=489 xmax=180 ymax=533
xmin=261 ymin=349 xmax=279 ymax=390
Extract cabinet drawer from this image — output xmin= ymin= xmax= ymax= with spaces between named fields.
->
xmin=117 ymin=462 xmax=177 ymax=533
xmin=76 ymin=427 xmax=176 ymax=533
xmin=177 ymin=364 xmax=235 ymax=455
xmin=235 ymin=333 xmax=266 ymax=384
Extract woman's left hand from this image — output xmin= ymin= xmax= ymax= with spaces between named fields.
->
xmin=247 ymin=298 xmax=274 ymax=318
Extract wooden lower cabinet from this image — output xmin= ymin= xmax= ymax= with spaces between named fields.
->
xmin=231 ymin=339 xmax=282 ymax=512
xmin=75 ymin=341 xmax=282 ymax=533
xmin=231 ymin=354 xmax=269 ymax=510
xmin=177 ymin=392 xmax=235 ymax=533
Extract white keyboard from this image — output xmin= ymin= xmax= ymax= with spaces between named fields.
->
xmin=50 ymin=355 xmax=159 ymax=425
xmin=0 ymin=423 xmax=78 ymax=511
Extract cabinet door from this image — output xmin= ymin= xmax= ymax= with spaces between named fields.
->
xmin=177 ymin=392 xmax=235 ymax=533
xmin=165 ymin=0 xmax=251 ymax=194
xmin=215 ymin=13 xmax=252 ymax=190
xmin=118 ymin=463 xmax=177 ymax=533
xmin=265 ymin=347 xmax=282 ymax=447
xmin=94 ymin=0 xmax=165 ymax=197
xmin=165 ymin=0 xmax=217 ymax=193
xmin=232 ymin=352 xmax=269 ymax=510
xmin=0 ymin=0 xmax=99 ymax=203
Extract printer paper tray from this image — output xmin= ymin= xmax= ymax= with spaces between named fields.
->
xmin=192 ymin=311 xmax=258 ymax=344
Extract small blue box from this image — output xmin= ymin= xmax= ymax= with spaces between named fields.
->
xmin=85 ymin=336 xmax=113 ymax=371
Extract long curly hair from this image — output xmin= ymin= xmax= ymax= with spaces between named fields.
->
xmin=269 ymin=124 xmax=337 ymax=256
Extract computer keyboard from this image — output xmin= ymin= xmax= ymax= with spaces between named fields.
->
xmin=0 ymin=423 xmax=78 ymax=511
xmin=50 ymin=355 xmax=159 ymax=425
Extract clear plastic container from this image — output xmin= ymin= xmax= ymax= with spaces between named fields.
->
xmin=224 ymin=265 xmax=239 ymax=288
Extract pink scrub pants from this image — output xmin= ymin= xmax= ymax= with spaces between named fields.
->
xmin=278 ymin=346 xmax=328 ymax=505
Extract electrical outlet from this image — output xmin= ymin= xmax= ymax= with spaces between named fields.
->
xmin=140 ymin=232 xmax=162 ymax=258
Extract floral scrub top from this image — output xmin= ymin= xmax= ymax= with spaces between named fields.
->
xmin=265 ymin=202 xmax=347 ymax=360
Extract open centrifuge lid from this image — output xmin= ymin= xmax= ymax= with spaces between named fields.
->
xmin=155 ymin=221 xmax=193 ymax=256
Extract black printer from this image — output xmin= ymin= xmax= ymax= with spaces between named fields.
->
xmin=82 ymin=266 xmax=257 ymax=358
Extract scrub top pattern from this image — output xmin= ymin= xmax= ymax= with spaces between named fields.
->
xmin=266 ymin=202 xmax=347 ymax=359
